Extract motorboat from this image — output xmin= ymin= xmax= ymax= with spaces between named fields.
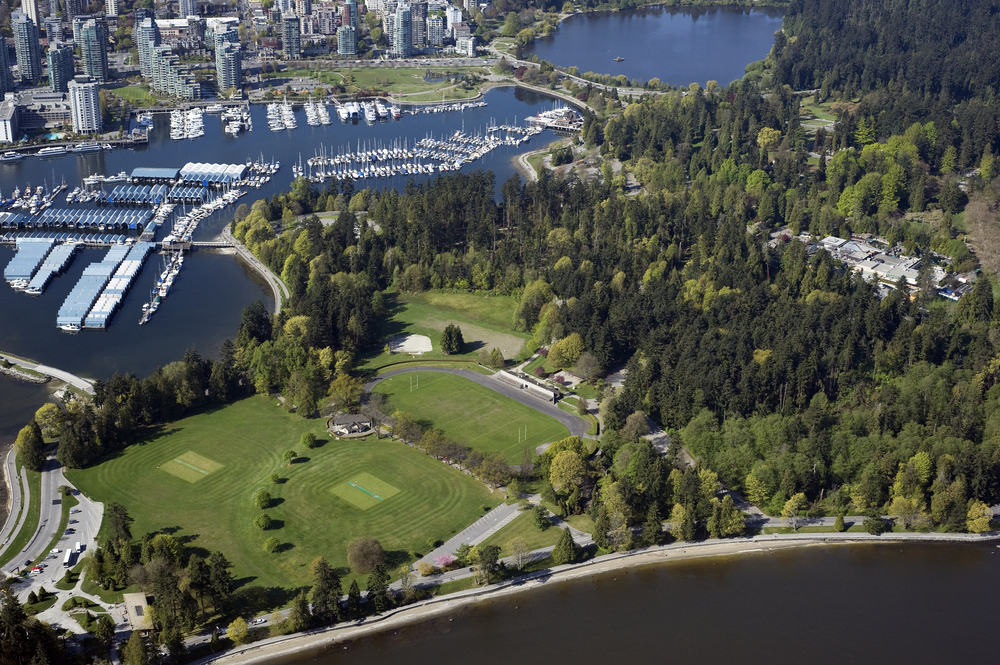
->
xmin=71 ymin=142 xmax=102 ymax=152
xmin=36 ymin=146 xmax=68 ymax=157
xmin=1 ymin=151 xmax=24 ymax=162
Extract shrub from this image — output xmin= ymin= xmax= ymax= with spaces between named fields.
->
xmin=834 ymin=514 xmax=846 ymax=532
xmin=416 ymin=562 xmax=438 ymax=576
xmin=300 ymin=432 xmax=317 ymax=449
xmin=268 ymin=473 xmax=281 ymax=485
xmin=254 ymin=514 xmax=273 ymax=530
xmin=534 ymin=366 xmax=547 ymax=378
xmin=347 ymin=536 xmax=385 ymax=573
xmin=263 ymin=536 xmax=280 ymax=553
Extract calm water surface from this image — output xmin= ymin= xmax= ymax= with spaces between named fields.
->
xmin=269 ymin=542 xmax=1000 ymax=664
xmin=526 ymin=7 xmax=784 ymax=86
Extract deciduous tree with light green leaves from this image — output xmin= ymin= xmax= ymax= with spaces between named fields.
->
xmin=228 ymin=617 xmax=249 ymax=645
xmin=782 ymin=492 xmax=807 ymax=531
xmin=966 ymin=500 xmax=994 ymax=533
xmin=549 ymin=450 xmax=585 ymax=492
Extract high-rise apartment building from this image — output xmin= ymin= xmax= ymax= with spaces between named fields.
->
xmin=336 ymin=24 xmax=356 ymax=56
xmin=317 ymin=7 xmax=336 ymax=34
xmin=21 ymin=0 xmax=41 ymax=28
xmin=81 ymin=19 xmax=109 ymax=82
xmin=12 ymin=13 xmax=43 ymax=85
xmin=295 ymin=0 xmax=311 ymax=16
xmin=393 ymin=3 xmax=411 ymax=57
xmin=215 ymin=41 xmax=241 ymax=92
xmin=64 ymin=0 xmax=81 ymax=21
xmin=0 ymin=40 xmax=15 ymax=95
xmin=68 ymin=74 xmax=101 ymax=133
xmin=47 ymin=42 xmax=75 ymax=92
xmin=426 ymin=14 xmax=443 ymax=46
xmin=135 ymin=15 xmax=161 ymax=79
xmin=151 ymin=45 xmax=200 ymax=99
xmin=282 ymin=14 xmax=301 ymax=59
xmin=44 ymin=17 xmax=61 ymax=41
xmin=410 ymin=1 xmax=427 ymax=48
xmin=179 ymin=0 xmax=197 ymax=17
xmin=445 ymin=5 xmax=461 ymax=33
xmin=345 ymin=0 xmax=359 ymax=31
xmin=105 ymin=0 xmax=119 ymax=17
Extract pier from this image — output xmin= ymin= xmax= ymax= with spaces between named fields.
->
xmin=1 ymin=231 xmax=129 ymax=246
xmin=24 ymin=242 xmax=79 ymax=295
xmin=56 ymin=244 xmax=131 ymax=332
xmin=3 ymin=237 xmax=55 ymax=286
xmin=85 ymin=242 xmax=154 ymax=329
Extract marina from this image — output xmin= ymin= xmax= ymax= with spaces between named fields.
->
xmin=3 ymin=237 xmax=55 ymax=288
xmin=85 ymin=241 xmax=155 ymax=329
xmin=23 ymin=242 xmax=79 ymax=295
xmin=55 ymin=244 xmax=131 ymax=332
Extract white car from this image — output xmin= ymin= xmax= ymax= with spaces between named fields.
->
xmin=50 ymin=548 xmax=60 ymax=554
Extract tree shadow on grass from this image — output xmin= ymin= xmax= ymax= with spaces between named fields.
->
xmin=384 ymin=549 xmax=412 ymax=569
xmin=231 ymin=584 xmax=301 ymax=617
xmin=266 ymin=519 xmax=285 ymax=531
xmin=291 ymin=456 xmax=310 ymax=464
xmin=274 ymin=542 xmax=295 ymax=554
xmin=464 ymin=340 xmax=486 ymax=353
xmin=267 ymin=498 xmax=286 ymax=508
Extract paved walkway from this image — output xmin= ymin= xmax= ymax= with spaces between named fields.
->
xmin=363 ymin=367 xmax=593 ymax=439
xmin=220 ymin=226 xmax=289 ymax=314
xmin=0 ymin=447 xmax=28 ymax=556
xmin=0 ymin=353 xmax=95 ymax=395
xmin=419 ymin=501 xmax=522 ymax=567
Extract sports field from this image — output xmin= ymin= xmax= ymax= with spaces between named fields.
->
xmin=373 ymin=372 xmax=570 ymax=464
xmin=66 ymin=396 xmax=493 ymax=591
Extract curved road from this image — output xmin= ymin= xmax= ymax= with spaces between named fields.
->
xmin=0 ymin=353 xmax=95 ymax=395
xmin=364 ymin=366 xmax=593 ymax=439
xmin=221 ymin=226 xmax=289 ymax=314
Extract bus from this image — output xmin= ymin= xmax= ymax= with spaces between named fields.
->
xmin=63 ymin=551 xmax=72 ymax=568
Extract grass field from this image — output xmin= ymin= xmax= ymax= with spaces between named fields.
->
xmin=373 ymin=372 xmax=570 ymax=463
xmin=264 ymin=65 xmax=486 ymax=97
xmin=359 ymin=291 xmax=529 ymax=371
xmin=66 ymin=396 xmax=495 ymax=594
xmin=114 ymin=85 xmax=156 ymax=107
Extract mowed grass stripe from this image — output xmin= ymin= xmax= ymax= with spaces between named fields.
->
xmin=376 ymin=372 xmax=570 ymax=464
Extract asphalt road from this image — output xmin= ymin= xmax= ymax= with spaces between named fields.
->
xmin=0 ymin=353 xmax=95 ymax=395
xmin=0 ymin=447 xmax=27 ymax=551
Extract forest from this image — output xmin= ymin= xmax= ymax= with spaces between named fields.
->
xmin=14 ymin=0 xmax=1000 ymax=605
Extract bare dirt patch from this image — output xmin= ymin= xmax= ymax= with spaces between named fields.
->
xmin=389 ymin=334 xmax=433 ymax=354
xmin=418 ymin=317 xmax=525 ymax=358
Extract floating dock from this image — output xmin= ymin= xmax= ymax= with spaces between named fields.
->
xmin=84 ymin=242 xmax=154 ymax=329
xmin=1 ymin=231 xmax=129 ymax=246
xmin=4 ymin=237 xmax=55 ymax=285
xmin=108 ymin=184 xmax=170 ymax=206
xmin=1 ymin=208 xmax=153 ymax=230
xmin=24 ymin=242 xmax=79 ymax=294
xmin=56 ymin=244 xmax=131 ymax=331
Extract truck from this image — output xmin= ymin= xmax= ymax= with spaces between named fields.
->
xmin=74 ymin=541 xmax=81 ymax=553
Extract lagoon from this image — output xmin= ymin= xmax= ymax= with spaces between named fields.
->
xmin=525 ymin=7 xmax=784 ymax=87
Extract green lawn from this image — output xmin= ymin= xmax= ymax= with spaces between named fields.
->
xmin=67 ymin=396 xmax=494 ymax=594
xmin=374 ymin=372 xmax=570 ymax=464
xmin=114 ymin=85 xmax=156 ymax=107
xmin=478 ymin=511 xmax=561 ymax=555
xmin=264 ymin=66 xmax=486 ymax=97
xmin=359 ymin=291 xmax=529 ymax=371
xmin=0 ymin=459 xmax=42 ymax=569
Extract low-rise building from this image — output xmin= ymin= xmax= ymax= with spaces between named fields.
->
xmin=14 ymin=90 xmax=73 ymax=130
xmin=0 ymin=100 xmax=18 ymax=143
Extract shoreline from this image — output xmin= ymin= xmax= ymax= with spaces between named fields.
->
xmin=191 ymin=530 xmax=1000 ymax=665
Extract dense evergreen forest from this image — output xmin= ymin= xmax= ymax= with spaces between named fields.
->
xmin=20 ymin=0 xmax=1000 ymax=583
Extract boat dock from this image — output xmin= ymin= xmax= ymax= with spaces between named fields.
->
xmin=85 ymin=242 xmax=154 ymax=329
xmin=1 ymin=209 xmax=153 ymax=231
xmin=24 ymin=242 xmax=79 ymax=295
xmin=1 ymin=231 xmax=130 ymax=246
xmin=108 ymin=184 xmax=170 ymax=206
xmin=56 ymin=244 xmax=131 ymax=332
xmin=3 ymin=237 xmax=55 ymax=287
